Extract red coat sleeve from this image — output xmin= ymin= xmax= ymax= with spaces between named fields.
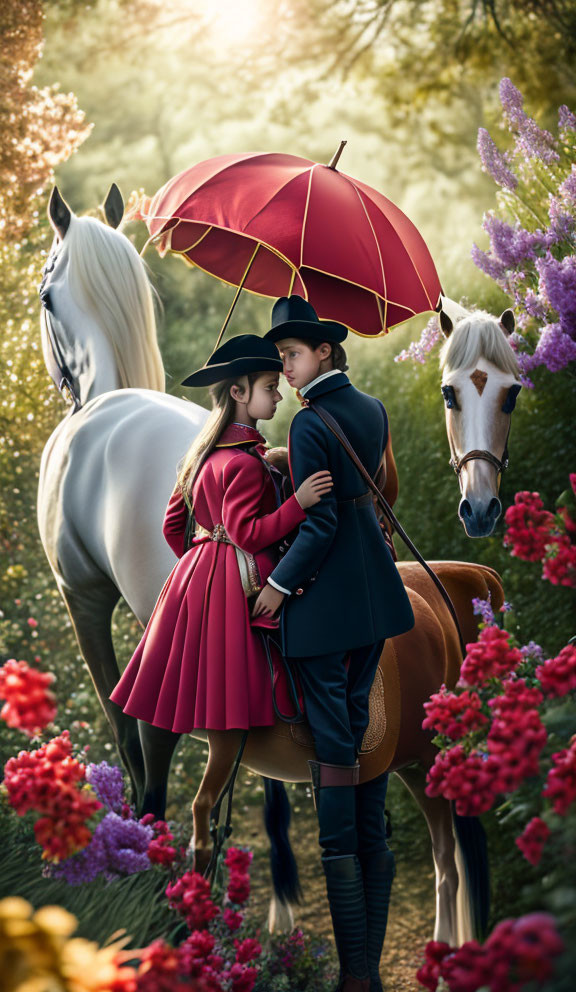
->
xmin=221 ymin=452 xmax=306 ymax=554
xmin=162 ymin=485 xmax=189 ymax=558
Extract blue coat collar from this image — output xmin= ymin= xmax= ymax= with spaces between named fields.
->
xmin=301 ymin=371 xmax=351 ymax=401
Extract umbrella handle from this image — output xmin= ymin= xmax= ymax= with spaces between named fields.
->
xmin=211 ymin=242 xmax=261 ymax=355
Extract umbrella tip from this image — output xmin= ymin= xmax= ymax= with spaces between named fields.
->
xmin=327 ymin=140 xmax=347 ymax=170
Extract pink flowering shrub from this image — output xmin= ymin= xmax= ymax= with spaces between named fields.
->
xmin=503 ymin=476 xmax=576 ymax=588
xmin=417 ymin=913 xmax=564 ymax=992
xmin=424 ymin=598 xmax=576 ymax=835
xmin=0 ymin=657 xmax=57 ymax=736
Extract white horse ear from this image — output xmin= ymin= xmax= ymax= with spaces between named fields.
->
xmin=499 ymin=309 xmax=515 ymax=336
xmin=439 ymin=310 xmax=453 ymax=337
xmin=103 ymin=183 xmax=124 ymax=229
xmin=48 ymin=186 xmax=72 ymax=239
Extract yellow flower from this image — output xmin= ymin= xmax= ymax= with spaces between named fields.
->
xmin=0 ymin=898 xmax=136 ymax=992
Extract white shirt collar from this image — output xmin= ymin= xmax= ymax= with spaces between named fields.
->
xmin=299 ymin=368 xmax=343 ymax=397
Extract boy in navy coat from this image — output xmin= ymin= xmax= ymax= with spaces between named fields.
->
xmin=253 ymin=296 xmax=415 ymax=992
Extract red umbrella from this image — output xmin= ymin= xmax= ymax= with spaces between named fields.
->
xmin=136 ymin=145 xmax=442 ymax=340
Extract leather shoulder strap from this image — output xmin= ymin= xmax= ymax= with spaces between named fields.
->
xmin=307 ymin=399 xmax=466 ymax=659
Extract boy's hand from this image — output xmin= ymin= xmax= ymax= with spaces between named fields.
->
xmin=252 ymin=583 xmax=286 ymax=617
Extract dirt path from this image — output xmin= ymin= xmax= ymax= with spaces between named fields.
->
xmin=233 ymin=784 xmax=436 ymax=991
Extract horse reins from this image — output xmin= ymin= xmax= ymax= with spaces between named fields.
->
xmin=39 ymin=249 xmax=82 ymax=413
xmin=305 ymin=399 xmax=468 ymax=660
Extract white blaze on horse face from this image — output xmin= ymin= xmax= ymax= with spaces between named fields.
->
xmin=442 ymin=358 xmax=517 ymax=506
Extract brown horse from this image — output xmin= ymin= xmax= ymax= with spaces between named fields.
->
xmin=188 ymin=558 xmax=503 ymax=947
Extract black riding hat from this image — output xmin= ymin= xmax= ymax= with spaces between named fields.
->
xmin=264 ymin=295 xmax=348 ymax=345
xmin=181 ymin=334 xmax=283 ymax=387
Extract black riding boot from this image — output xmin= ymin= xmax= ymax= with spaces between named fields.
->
xmin=359 ymin=849 xmax=396 ymax=992
xmin=322 ymin=854 xmax=371 ymax=992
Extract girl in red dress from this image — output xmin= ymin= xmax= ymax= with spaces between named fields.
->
xmin=109 ymin=334 xmax=331 ymax=819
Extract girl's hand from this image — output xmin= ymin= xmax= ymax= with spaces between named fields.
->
xmin=295 ymin=470 xmax=333 ymax=508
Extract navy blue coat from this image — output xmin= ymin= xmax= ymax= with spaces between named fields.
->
xmin=269 ymin=371 xmax=415 ymax=658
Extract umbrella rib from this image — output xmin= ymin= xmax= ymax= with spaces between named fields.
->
xmin=300 ymin=263 xmax=417 ymax=315
xmin=352 ymin=181 xmax=437 ymax=310
xmin=345 ymin=179 xmax=388 ymax=333
xmin=299 ymin=165 xmax=316 ymax=270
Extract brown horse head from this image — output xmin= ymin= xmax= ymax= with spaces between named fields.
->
xmin=438 ymin=301 xmax=522 ymax=538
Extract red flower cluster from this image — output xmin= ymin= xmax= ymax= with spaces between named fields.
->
xmin=139 ymin=814 xmax=178 ymax=866
xmin=179 ymin=931 xmax=223 ymax=979
xmin=503 ymin=484 xmax=576 ymax=588
xmin=225 ymin=847 xmax=252 ymax=907
xmin=0 ymin=658 xmax=57 ymax=737
xmin=487 ymin=679 xmax=547 ymax=793
xmin=234 ymin=938 xmax=262 ymax=965
xmin=515 ymin=816 xmax=550 ymax=865
xmin=423 ymin=686 xmax=488 ymax=740
xmin=503 ymin=491 xmax=556 ymax=561
xmin=2 ymin=731 xmax=102 ymax=860
xmin=425 ymin=745 xmax=501 ymax=816
xmin=165 ymin=871 xmax=220 ymax=931
xmin=222 ymin=908 xmax=243 ymax=932
xmin=417 ymin=912 xmax=564 ymax=991
xmin=536 ymin=644 xmax=576 ymax=696
xmin=542 ymin=736 xmax=576 ymax=815
xmin=133 ymin=938 xmax=222 ymax=992
xmin=458 ymin=626 xmax=523 ymax=686
xmin=542 ymin=534 xmax=576 ymax=586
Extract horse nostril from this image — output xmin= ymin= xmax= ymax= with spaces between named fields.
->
xmin=487 ymin=497 xmax=502 ymax=523
xmin=459 ymin=499 xmax=472 ymax=521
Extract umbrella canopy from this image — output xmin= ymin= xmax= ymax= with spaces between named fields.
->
xmin=138 ymin=150 xmax=442 ymax=337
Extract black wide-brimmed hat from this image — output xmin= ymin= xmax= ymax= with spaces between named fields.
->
xmin=181 ymin=334 xmax=283 ymax=387
xmin=264 ymin=295 xmax=348 ymax=345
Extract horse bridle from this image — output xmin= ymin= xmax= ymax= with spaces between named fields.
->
xmin=446 ymin=415 xmax=512 ymax=487
xmin=38 ymin=248 xmax=82 ymax=413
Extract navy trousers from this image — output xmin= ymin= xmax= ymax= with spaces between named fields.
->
xmin=293 ymin=639 xmax=390 ymax=859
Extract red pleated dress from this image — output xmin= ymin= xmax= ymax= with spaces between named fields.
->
xmin=109 ymin=423 xmax=306 ymax=732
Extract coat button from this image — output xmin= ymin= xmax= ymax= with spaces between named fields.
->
xmin=295 ymin=587 xmax=304 ymax=596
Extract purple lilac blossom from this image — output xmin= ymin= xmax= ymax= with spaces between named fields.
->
xmin=50 ymin=812 xmax=153 ymax=886
xmin=521 ymin=641 xmax=545 ymax=663
xmin=472 ymin=595 xmax=495 ymax=626
xmin=547 ymin=198 xmax=575 ymax=245
xmin=536 ymin=254 xmax=576 ymax=337
xmin=483 ymin=213 xmax=545 ymax=267
xmin=499 ymin=78 xmax=526 ymax=128
xmin=524 ymin=323 xmax=576 ymax=373
xmin=559 ymin=169 xmax=576 ymax=202
xmin=394 ymin=314 xmax=442 ymax=364
xmin=86 ymin=761 xmax=125 ymax=812
xmin=500 ymin=77 xmax=559 ymax=162
xmin=516 ymin=118 xmax=559 ymax=164
xmin=558 ymin=105 xmax=576 ymax=131
xmin=477 ymin=129 xmax=518 ymax=190
xmin=523 ymin=289 xmax=548 ymax=321
xmin=470 ymin=243 xmax=508 ymax=283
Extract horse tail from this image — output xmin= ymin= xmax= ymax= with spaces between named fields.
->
xmin=263 ymin=777 xmax=302 ymax=930
xmin=451 ymin=804 xmax=490 ymax=943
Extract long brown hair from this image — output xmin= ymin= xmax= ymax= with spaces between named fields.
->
xmin=176 ymin=372 xmax=260 ymax=498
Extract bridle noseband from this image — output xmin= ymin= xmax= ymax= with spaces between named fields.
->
xmin=449 ymin=444 xmax=509 ymax=479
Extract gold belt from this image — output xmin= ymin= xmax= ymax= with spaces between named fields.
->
xmin=194 ymin=523 xmax=261 ymax=596
xmin=195 ymin=522 xmax=233 ymax=544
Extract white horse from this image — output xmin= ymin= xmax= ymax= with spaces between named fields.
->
xmin=37 ymin=185 xmax=209 ymax=801
xmin=437 ymin=297 xmax=522 ymax=538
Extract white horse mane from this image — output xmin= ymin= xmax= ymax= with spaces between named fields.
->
xmin=439 ymin=308 xmax=520 ymax=379
xmin=62 ymin=215 xmax=165 ymax=391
